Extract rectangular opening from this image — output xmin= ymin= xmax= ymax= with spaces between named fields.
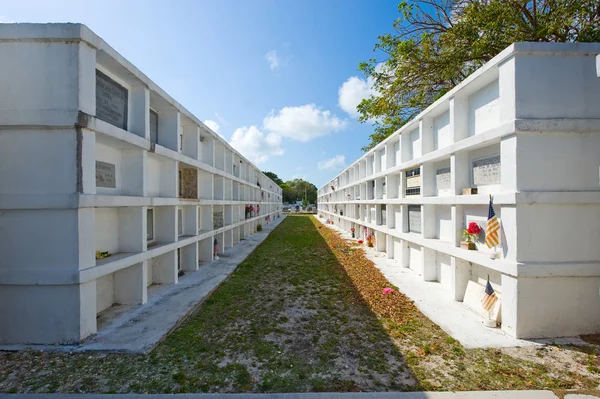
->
xmin=147 ymin=208 xmax=155 ymax=243
xmin=150 ymin=110 xmax=158 ymax=143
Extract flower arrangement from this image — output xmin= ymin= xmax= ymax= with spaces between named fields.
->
xmin=366 ymin=235 xmax=376 ymax=247
xmin=350 ymin=227 xmax=355 ymax=238
xmin=330 ymin=185 xmax=335 ymax=191
xmin=461 ymin=222 xmax=481 ymax=250
xmin=358 ymin=239 xmax=364 ymax=244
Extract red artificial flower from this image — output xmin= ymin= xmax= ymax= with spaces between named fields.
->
xmin=467 ymin=222 xmax=481 ymax=235
xmin=358 ymin=239 xmax=364 ymax=244
xmin=350 ymin=227 xmax=355 ymax=232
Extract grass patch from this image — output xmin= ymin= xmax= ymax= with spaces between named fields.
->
xmin=0 ymin=215 xmax=597 ymax=393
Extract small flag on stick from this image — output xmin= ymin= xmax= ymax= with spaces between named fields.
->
xmin=481 ymin=278 xmax=498 ymax=312
xmin=485 ymin=196 xmax=500 ymax=248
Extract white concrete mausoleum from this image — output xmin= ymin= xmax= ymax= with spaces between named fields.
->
xmin=0 ymin=23 xmax=282 ymax=344
xmin=318 ymin=42 xmax=600 ymax=339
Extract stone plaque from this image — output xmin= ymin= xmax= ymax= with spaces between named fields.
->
xmin=96 ymin=70 xmax=128 ymax=130
xmin=436 ymin=167 xmax=451 ymax=190
xmin=213 ymin=211 xmax=224 ymax=229
xmin=408 ymin=205 xmax=421 ymax=234
xmin=472 ymin=155 xmax=500 ymax=186
xmin=95 ymin=161 xmax=116 ymax=188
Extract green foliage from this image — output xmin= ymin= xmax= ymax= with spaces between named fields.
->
xmin=358 ymin=0 xmax=600 ymax=151
xmin=262 ymin=171 xmax=283 ymax=186
xmin=257 ymin=224 xmax=263 ymax=232
xmin=281 ymin=179 xmax=318 ymax=204
xmin=302 ymin=198 xmax=309 ymax=207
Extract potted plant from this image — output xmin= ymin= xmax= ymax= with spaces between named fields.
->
xmin=461 ymin=222 xmax=481 ymax=250
xmin=351 ymin=227 xmax=355 ymax=238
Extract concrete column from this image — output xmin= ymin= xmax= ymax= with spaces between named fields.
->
xmin=78 ymin=208 xmax=96 ymax=270
xmin=421 ymin=163 xmax=435 ymax=197
xmin=81 ymin=131 xmax=96 ymax=194
xmin=400 ymin=131 xmax=411 ymax=163
xmin=498 ymin=56 xmax=516 ymax=124
xmin=121 ymin=149 xmax=146 ymax=196
xmin=500 ymin=273 xmax=518 ymax=337
xmin=451 ymin=205 xmax=464 ymax=247
xmin=157 ymin=110 xmax=181 ymax=152
xmin=401 ymin=240 xmax=410 ymax=267
xmin=386 ymin=235 xmax=395 ymax=259
xmin=451 ymin=152 xmax=469 ymax=195
xmin=182 ymin=125 xmax=200 ymax=160
xmin=118 ymin=207 xmax=146 ymax=252
xmin=450 ymin=257 xmax=470 ymax=301
xmin=181 ymin=243 xmax=198 ymax=272
xmin=421 ymin=205 xmax=436 ymax=239
xmin=449 ymin=95 xmax=468 ymax=142
xmin=152 ymin=251 xmax=178 ymax=284
xmin=129 ymin=86 xmax=150 ymax=139
xmin=500 ymin=134 xmax=517 ymax=193
xmin=375 ymin=231 xmax=386 ymax=252
xmin=114 ymin=261 xmax=148 ymax=304
xmin=422 ymin=247 xmax=437 ymax=281
xmin=386 ymin=174 xmax=398 ymax=199
xmin=401 ymin=204 xmax=409 ymax=233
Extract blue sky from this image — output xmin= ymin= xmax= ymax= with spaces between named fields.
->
xmin=1 ymin=0 xmax=399 ymax=188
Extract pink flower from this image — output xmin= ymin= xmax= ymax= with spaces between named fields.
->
xmin=382 ymin=288 xmax=395 ymax=294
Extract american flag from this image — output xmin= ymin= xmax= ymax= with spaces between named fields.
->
xmin=481 ymin=279 xmax=498 ymax=312
xmin=485 ymin=197 xmax=500 ymax=248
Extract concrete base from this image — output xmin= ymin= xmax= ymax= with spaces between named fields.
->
xmin=0 ymin=216 xmax=285 ymax=353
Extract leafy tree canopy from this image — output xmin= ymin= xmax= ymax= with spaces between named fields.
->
xmin=262 ymin=171 xmax=284 ymax=186
xmin=262 ymin=172 xmax=318 ymax=204
xmin=358 ymin=0 xmax=600 ymax=151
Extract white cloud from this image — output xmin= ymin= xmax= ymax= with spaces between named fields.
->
xmin=263 ymin=104 xmax=347 ymax=142
xmin=265 ymin=50 xmax=280 ymax=70
xmin=229 ymin=126 xmax=284 ymax=164
xmin=0 ymin=16 xmax=15 ymax=23
xmin=338 ymin=76 xmax=377 ymax=118
xmin=204 ymin=119 xmax=220 ymax=134
xmin=318 ymin=155 xmax=346 ymax=171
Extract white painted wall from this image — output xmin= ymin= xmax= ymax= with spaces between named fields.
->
xmin=95 ymin=208 xmax=119 ymax=254
xmin=468 ymin=80 xmax=499 ymax=137
xmin=435 ymin=206 xmax=453 ymax=243
xmin=96 ymin=273 xmax=114 ymax=313
xmin=408 ymin=243 xmax=422 ymax=274
xmin=433 ymin=111 xmax=452 ymax=150
xmin=0 ymin=130 xmax=77 ymax=195
xmin=147 ymin=155 xmax=162 ymax=197
xmin=409 ymin=128 xmax=420 ymax=160
xmin=435 ymin=252 xmax=452 ymax=288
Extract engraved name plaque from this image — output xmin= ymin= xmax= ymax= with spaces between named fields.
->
xmin=408 ymin=205 xmax=422 ymax=234
xmin=473 ymin=155 xmax=500 ymax=186
xmin=95 ymin=161 xmax=116 ymax=188
xmin=96 ymin=70 xmax=128 ymax=130
xmin=436 ymin=167 xmax=451 ymax=190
